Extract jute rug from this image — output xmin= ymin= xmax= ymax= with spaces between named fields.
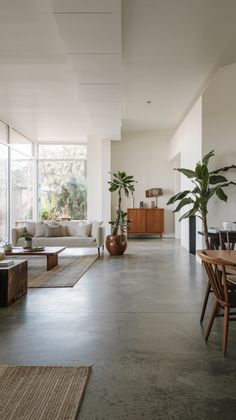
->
xmin=0 ymin=365 xmax=91 ymax=420
xmin=27 ymin=255 xmax=98 ymax=288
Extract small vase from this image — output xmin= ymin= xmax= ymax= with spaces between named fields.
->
xmin=4 ymin=244 xmax=12 ymax=252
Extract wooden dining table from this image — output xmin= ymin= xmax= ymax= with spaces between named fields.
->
xmin=204 ymin=250 xmax=236 ymax=271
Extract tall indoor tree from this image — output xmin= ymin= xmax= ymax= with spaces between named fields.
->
xmin=167 ymin=150 xmax=236 ymax=249
xmin=108 ymin=171 xmax=136 ymax=236
xmin=106 ymin=171 xmax=136 ymax=255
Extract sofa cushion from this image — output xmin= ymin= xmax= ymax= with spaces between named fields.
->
xmin=62 ymin=221 xmax=81 ymax=236
xmin=91 ymin=221 xmax=103 ymax=237
xmin=17 ymin=236 xmax=97 ymax=247
xmin=60 ymin=224 xmax=69 ymax=237
xmin=26 ymin=222 xmax=36 ymax=237
xmin=35 ymin=222 xmax=46 ymax=237
xmin=77 ymin=223 xmax=92 ymax=237
xmin=45 ymin=224 xmax=62 ymax=237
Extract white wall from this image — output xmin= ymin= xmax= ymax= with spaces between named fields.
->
xmin=202 ymin=63 xmax=236 ymax=228
xmin=111 ymin=130 xmax=175 ymax=236
xmin=168 ymin=98 xmax=202 ymax=250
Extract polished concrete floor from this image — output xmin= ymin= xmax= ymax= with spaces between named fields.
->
xmin=1 ymin=238 xmax=236 ymax=419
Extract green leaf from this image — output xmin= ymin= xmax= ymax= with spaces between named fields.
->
xmin=208 ymin=186 xmax=220 ymax=199
xmin=167 ymin=190 xmax=191 ymax=205
xmin=175 ymin=168 xmax=196 ymax=178
xmin=216 ymin=181 xmax=236 ymax=188
xmin=124 ymin=187 xmax=129 ymax=197
xmin=192 ymin=185 xmax=200 ymax=195
xmin=216 ymin=188 xmax=228 ymax=202
xmin=109 ymin=185 xmax=119 ymax=192
xmin=197 ymin=164 xmax=209 ymax=193
xmin=210 ymin=165 xmax=236 ymax=174
xmin=118 ymin=171 xmax=126 ymax=179
xmin=195 ymin=163 xmax=203 ymax=179
xmin=209 ymin=175 xmax=228 ymax=184
xmin=202 ymin=150 xmax=215 ymax=165
xmin=179 ymin=207 xmax=197 ymax=221
xmin=173 ymin=197 xmax=194 ymax=213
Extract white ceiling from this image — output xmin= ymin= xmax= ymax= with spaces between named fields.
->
xmin=0 ymin=0 xmax=236 ymax=142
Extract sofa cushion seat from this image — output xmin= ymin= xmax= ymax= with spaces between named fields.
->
xmin=17 ymin=236 xmax=97 ymax=248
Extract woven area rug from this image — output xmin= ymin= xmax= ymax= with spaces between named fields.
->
xmin=0 ymin=365 xmax=91 ymax=420
xmin=27 ymin=255 xmax=98 ymax=288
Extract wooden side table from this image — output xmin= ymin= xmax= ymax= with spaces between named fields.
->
xmin=0 ymin=260 xmax=28 ymax=307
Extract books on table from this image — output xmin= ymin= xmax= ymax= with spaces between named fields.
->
xmin=0 ymin=259 xmax=14 ymax=267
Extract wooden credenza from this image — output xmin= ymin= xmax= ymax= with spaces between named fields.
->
xmin=127 ymin=208 xmax=164 ymax=237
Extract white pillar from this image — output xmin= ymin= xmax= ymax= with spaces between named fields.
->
xmin=87 ymin=136 xmax=111 ymax=230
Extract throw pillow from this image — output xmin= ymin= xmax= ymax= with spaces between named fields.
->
xmin=60 ymin=223 xmax=69 ymax=236
xmin=34 ymin=222 xmax=46 ymax=237
xmin=25 ymin=222 xmax=36 ymax=237
xmin=63 ymin=221 xmax=81 ymax=236
xmin=91 ymin=221 xmax=103 ymax=237
xmin=76 ymin=223 xmax=92 ymax=237
xmin=45 ymin=224 xmax=62 ymax=237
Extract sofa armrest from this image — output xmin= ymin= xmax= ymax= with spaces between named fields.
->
xmin=12 ymin=227 xmax=26 ymax=246
xmin=95 ymin=225 xmax=106 ymax=247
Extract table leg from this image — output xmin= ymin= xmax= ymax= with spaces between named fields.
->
xmin=47 ymin=254 xmax=58 ymax=270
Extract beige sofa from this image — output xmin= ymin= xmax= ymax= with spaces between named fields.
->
xmin=12 ymin=220 xmax=105 ymax=256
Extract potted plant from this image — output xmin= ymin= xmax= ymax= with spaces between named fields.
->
xmin=106 ymin=171 xmax=136 ymax=255
xmin=167 ymin=150 xmax=236 ymax=249
xmin=3 ymin=242 xmax=13 ymax=252
xmin=23 ymin=232 xmax=33 ymax=249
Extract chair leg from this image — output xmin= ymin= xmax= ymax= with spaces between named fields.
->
xmin=97 ymin=247 xmax=100 ymax=257
xmin=223 ymin=306 xmax=230 ymax=356
xmin=200 ymin=280 xmax=211 ymax=323
xmin=205 ymin=300 xmax=219 ymax=341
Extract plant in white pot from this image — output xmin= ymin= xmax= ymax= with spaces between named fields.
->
xmin=23 ymin=232 xmax=33 ymax=249
xmin=106 ymin=171 xmax=136 ymax=255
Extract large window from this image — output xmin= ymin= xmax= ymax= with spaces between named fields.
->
xmin=38 ymin=144 xmax=87 ymax=220
xmin=0 ymin=143 xmax=8 ymax=240
xmin=10 ymin=128 xmax=33 ymax=156
xmin=0 ymin=120 xmax=35 ymax=241
xmin=11 ymin=149 xmax=34 ymax=226
xmin=0 ymin=121 xmax=8 ymax=143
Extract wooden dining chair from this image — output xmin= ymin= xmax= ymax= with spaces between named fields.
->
xmin=200 ymin=232 xmax=236 ymax=323
xmin=197 ymin=250 xmax=236 ymax=355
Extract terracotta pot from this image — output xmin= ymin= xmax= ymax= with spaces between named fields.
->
xmin=105 ymin=234 xmax=127 ymax=255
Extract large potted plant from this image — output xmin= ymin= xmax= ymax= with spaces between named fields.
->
xmin=106 ymin=171 xmax=136 ymax=255
xmin=167 ymin=150 xmax=236 ymax=249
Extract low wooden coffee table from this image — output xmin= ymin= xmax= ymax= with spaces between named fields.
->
xmin=5 ymin=247 xmax=66 ymax=271
xmin=0 ymin=260 xmax=28 ymax=307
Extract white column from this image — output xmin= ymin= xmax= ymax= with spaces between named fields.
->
xmin=87 ymin=136 xmax=111 ymax=230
